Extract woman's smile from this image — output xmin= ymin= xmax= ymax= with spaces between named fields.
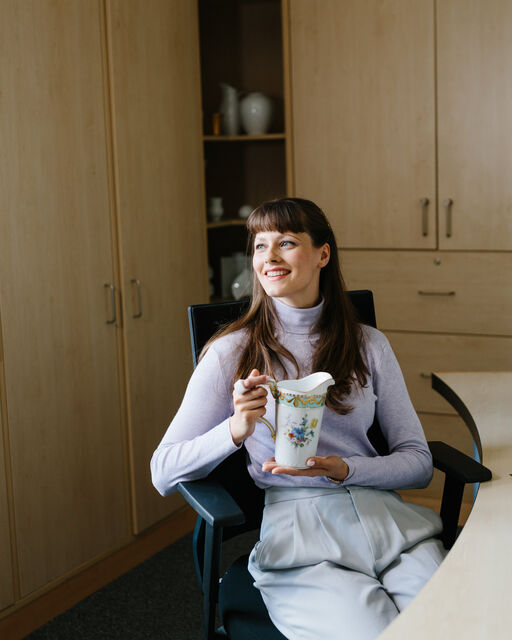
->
xmin=264 ymin=268 xmax=291 ymax=280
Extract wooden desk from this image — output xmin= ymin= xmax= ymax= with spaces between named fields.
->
xmin=379 ymin=372 xmax=512 ymax=639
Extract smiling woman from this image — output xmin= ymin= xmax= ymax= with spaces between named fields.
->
xmin=151 ymin=197 xmax=446 ymax=640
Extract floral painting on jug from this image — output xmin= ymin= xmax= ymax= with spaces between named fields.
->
xmin=285 ymin=415 xmax=318 ymax=448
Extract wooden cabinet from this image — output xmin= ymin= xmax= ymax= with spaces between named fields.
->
xmin=286 ymin=0 xmax=512 ymax=514
xmin=288 ymin=0 xmax=512 ymax=250
xmin=107 ymin=0 xmax=207 ymax=533
xmin=0 ymin=0 xmax=207 ymax=606
xmin=437 ymin=0 xmax=512 ymax=250
xmin=0 ymin=0 xmax=130 ymax=596
xmin=198 ymin=0 xmax=288 ymax=299
xmin=0 ymin=402 xmax=14 ymax=611
xmin=288 ymin=0 xmax=436 ymax=249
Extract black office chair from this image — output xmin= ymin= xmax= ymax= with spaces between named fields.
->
xmin=179 ymin=290 xmax=491 ymax=640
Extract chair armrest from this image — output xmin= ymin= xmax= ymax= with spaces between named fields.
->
xmin=428 ymin=440 xmax=492 ymax=483
xmin=178 ymin=479 xmax=246 ymax=528
xmin=428 ymin=440 xmax=492 ymax=549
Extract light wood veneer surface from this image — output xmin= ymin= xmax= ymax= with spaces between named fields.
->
xmin=379 ymin=372 xmax=512 ymax=639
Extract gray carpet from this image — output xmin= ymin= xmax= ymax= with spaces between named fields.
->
xmin=25 ymin=530 xmax=259 ymax=640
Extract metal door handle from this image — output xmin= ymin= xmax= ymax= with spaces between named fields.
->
xmin=104 ymin=284 xmax=116 ymax=324
xmin=131 ymin=279 xmax=143 ymax=318
xmin=444 ymin=198 xmax=454 ymax=237
xmin=420 ymin=198 xmax=429 ymax=236
xmin=418 ymin=290 xmax=456 ymax=296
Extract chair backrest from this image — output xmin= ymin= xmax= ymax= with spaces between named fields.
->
xmin=187 ymin=290 xmax=384 ymax=540
xmin=188 ymin=299 xmax=250 ymax=368
xmin=187 ymin=289 xmax=377 ymax=363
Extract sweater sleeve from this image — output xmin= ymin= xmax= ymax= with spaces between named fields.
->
xmin=343 ymin=336 xmax=433 ymax=490
xmin=150 ymin=342 xmax=241 ymax=496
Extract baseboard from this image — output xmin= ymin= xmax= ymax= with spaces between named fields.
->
xmin=0 ymin=505 xmax=197 ymax=640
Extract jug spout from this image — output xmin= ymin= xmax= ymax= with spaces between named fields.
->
xmin=307 ymin=372 xmax=335 ymax=395
xmin=268 ymin=372 xmax=334 ymax=396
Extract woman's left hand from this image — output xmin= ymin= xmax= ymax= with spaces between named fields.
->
xmin=262 ymin=456 xmax=349 ymax=482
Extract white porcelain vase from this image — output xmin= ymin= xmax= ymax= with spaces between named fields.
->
xmin=239 ymin=92 xmax=272 ymax=135
xmin=231 ymin=267 xmax=252 ymax=300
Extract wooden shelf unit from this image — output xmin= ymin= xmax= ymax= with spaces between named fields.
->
xmin=198 ymin=0 xmax=288 ymax=300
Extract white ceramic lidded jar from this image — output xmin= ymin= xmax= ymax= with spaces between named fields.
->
xmin=239 ymin=92 xmax=273 ymax=135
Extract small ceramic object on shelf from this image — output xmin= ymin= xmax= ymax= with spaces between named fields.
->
xmin=219 ymin=83 xmax=239 ymax=135
xmin=238 ymin=204 xmax=253 ymax=219
xmin=239 ymin=92 xmax=273 ymax=135
xmin=208 ymin=196 xmax=224 ymax=222
xmin=221 ymin=253 xmax=248 ymax=299
xmin=231 ymin=267 xmax=252 ymax=300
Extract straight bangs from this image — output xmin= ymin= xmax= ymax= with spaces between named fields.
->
xmin=247 ymin=200 xmax=308 ymax=250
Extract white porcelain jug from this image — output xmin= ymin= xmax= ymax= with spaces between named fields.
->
xmin=219 ymin=83 xmax=240 ymax=135
xmin=260 ymin=372 xmax=335 ymax=468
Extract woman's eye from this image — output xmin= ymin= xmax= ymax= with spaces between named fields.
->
xmin=255 ymin=243 xmax=265 ymax=250
xmin=281 ymin=240 xmax=295 ymax=247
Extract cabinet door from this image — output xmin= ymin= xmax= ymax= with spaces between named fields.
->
xmin=289 ymin=0 xmax=436 ymax=249
xmin=438 ymin=0 xmax=512 ymax=250
xmin=0 ymin=1 xmax=130 ymax=595
xmin=108 ymin=0 xmax=208 ymax=532
xmin=0 ymin=402 xmax=14 ymax=611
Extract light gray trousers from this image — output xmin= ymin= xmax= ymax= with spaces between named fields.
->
xmin=248 ymin=486 xmax=446 ymax=640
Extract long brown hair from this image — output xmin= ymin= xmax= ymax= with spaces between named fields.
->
xmin=202 ymin=198 xmax=368 ymax=414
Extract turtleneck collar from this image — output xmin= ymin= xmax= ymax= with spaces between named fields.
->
xmin=272 ymin=297 xmax=324 ymax=335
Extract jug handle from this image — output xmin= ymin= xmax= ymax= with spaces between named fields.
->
xmin=234 ymin=378 xmax=276 ymax=441
xmin=257 ymin=416 xmax=276 ymax=442
xmin=265 ymin=377 xmax=279 ymax=400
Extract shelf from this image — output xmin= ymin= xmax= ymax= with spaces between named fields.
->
xmin=207 ymin=219 xmax=248 ymax=229
xmin=203 ymin=133 xmax=285 ymax=142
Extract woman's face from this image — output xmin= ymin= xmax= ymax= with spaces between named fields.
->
xmin=252 ymin=230 xmax=330 ymax=308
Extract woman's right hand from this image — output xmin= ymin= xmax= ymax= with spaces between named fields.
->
xmin=230 ymin=369 xmax=268 ymax=446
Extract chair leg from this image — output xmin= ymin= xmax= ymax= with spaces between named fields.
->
xmin=203 ymin=524 xmax=223 ymax=640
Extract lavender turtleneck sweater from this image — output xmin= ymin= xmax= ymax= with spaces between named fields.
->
xmin=151 ymin=298 xmax=433 ymax=496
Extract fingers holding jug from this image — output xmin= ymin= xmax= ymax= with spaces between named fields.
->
xmin=230 ymin=369 xmax=268 ymax=445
